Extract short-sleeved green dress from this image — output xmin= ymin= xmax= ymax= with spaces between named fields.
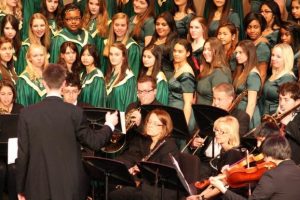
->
xmin=236 ymin=71 xmax=262 ymax=129
xmin=156 ymin=71 xmax=169 ymax=105
xmin=256 ymin=42 xmax=271 ymax=63
xmin=208 ymin=12 xmax=240 ymax=37
xmin=175 ymin=13 xmax=194 ymax=39
xmin=16 ymin=39 xmax=30 ymax=75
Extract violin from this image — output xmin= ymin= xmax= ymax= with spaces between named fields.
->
xmin=195 ymin=154 xmax=276 ymax=189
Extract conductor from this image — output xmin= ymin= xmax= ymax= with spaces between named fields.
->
xmin=16 ymin=64 xmax=118 ymax=200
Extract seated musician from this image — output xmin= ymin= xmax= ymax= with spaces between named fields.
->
xmin=208 ymin=135 xmax=300 ymax=200
xmin=277 ymin=82 xmax=300 ymax=164
xmin=62 ymin=73 xmax=92 ymax=108
xmin=0 ymin=80 xmax=23 ymax=199
xmin=126 ymin=75 xmax=161 ymax=127
xmin=109 ymin=109 xmax=179 ymax=200
xmin=187 ymin=116 xmax=245 ymax=200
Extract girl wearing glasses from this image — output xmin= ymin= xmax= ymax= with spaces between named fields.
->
xmin=16 ymin=13 xmax=51 ymax=75
xmin=109 ymin=109 xmax=178 ymax=200
xmin=105 ymin=42 xmax=136 ymax=112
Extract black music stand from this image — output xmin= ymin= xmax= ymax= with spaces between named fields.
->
xmin=0 ymin=114 xmax=19 ymax=156
xmin=192 ymin=105 xmax=228 ymax=157
xmin=140 ymin=105 xmax=189 ymax=140
xmin=138 ymin=160 xmax=192 ymax=200
xmin=83 ymin=156 xmax=135 ymax=200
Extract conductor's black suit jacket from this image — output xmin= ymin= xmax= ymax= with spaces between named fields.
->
xmin=16 ymin=96 xmax=113 ymax=200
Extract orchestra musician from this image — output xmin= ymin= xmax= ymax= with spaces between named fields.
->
xmin=187 ymin=116 xmax=245 ymax=200
xmin=208 ymin=135 xmax=300 ymax=200
xmin=16 ymin=64 xmax=118 ymax=200
xmin=109 ymin=109 xmax=179 ymax=200
xmin=277 ymin=82 xmax=300 ymax=164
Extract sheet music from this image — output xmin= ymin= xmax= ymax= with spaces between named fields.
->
xmin=120 ymin=112 xmax=126 ymax=134
xmin=169 ymin=154 xmax=193 ymax=195
xmin=8 ymin=138 xmax=18 ymax=164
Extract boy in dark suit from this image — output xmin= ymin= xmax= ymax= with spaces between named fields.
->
xmin=16 ymin=63 xmax=118 ymax=200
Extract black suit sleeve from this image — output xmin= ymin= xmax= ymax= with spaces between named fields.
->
xmin=74 ymin=108 xmax=113 ymax=150
xmin=16 ymin=111 xmax=29 ymax=193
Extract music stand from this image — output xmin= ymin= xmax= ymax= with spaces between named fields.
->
xmin=0 ymin=114 xmax=19 ymax=156
xmin=83 ymin=156 xmax=135 ymax=200
xmin=138 ymin=160 xmax=192 ymax=200
xmin=140 ymin=105 xmax=189 ymax=140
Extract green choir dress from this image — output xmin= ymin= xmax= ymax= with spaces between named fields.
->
xmin=129 ymin=16 xmax=155 ymax=49
xmin=50 ymin=28 xmax=94 ymax=63
xmin=260 ymin=73 xmax=296 ymax=115
xmin=16 ymin=39 xmax=30 ymax=75
xmin=16 ymin=71 xmax=46 ymax=106
xmin=251 ymin=0 xmax=264 ymax=13
xmin=236 ymin=71 xmax=262 ymax=129
xmin=168 ymin=72 xmax=196 ymax=133
xmin=22 ymin=0 xmax=40 ymax=39
xmin=106 ymin=69 xmax=137 ymax=112
xmin=48 ymin=19 xmax=59 ymax=37
xmin=156 ymin=71 xmax=169 ymax=105
xmin=155 ymin=0 xmax=174 ymax=15
xmin=208 ymin=12 xmax=240 ymax=37
xmin=97 ymin=38 xmax=141 ymax=76
xmin=263 ymin=30 xmax=279 ymax=49
xmin=73 ymin=0 xmax=87 ymax=13
xmin=79 ymin=68 xmax=106 ymax=108
xmin=256 ymin=42 xmax=271 ymax=69
xmin=175 ymin=13 xmax=194 ymax=39
xmin=196 ymin=68 xmax=232 ymax=105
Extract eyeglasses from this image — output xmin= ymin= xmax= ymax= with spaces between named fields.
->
xmin=260 ymin=10 xmax=273 ymax=14
xmin=65 ymin=17 xmax=81 ymax=22
xmin=63 ymin=89 xmax=79 ymax=95
xmin=213 ymin=128 xmax=227 ymax=135
xmin=137 ymin=89 xmax=154 ymax=95
xmin=147 ymin=121 xmax=164 ymax=127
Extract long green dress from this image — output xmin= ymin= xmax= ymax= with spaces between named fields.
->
xmin=97 ymin=38 xmax=141 ymax=76
xmin=129 ymin=16 xmax=155 ymax=49
xmin=16 ymin=70 xmax=46 ymax=106
xmin=236 ymin=71 xmax=261 ymax=129
xmin=106 ymin=69 xmax=137 ymax=112
xmin=50 ymin=28 xmax=94 ymax=63
xmin=48 ymin=19 xmax=59 ymax=37
xmin=16 ymin=39 xmax=30 ymax=75
xmin=175 ymin=13 xmax=194 ymax=39
xmin=260 ymin=73 xmax=296 ymax=115
xmin=156 ymin=71 xmax=169 ymax=105
xmin=196 ymin=68 xmax=232 ymax=106
xmin=79 ymin=68 xmax=106 ymax=108
xmin=168 ymin=72 xmax=196 ymax=133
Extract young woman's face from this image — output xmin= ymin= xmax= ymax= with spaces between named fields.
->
xmin=0 ymin=86 xmax=14 ymax=107
xmin=31 ymin=18 xmax=46 ymax=38
xmin=61 ymin=46 xmax=77 ymax=65
xmin=113 ymin=18 xmax=128 ymax=39
xmin=0 ymin=42 xmax=13 ymax=63
xmin=81 ymin=49 xmax=94 ymax=66
xmin=142 ymin=49 xmax=156 ymax=68
xmin=133 ymin=0 xmax=148 ymax=14
xmin=155 ymin=17 xmax=171 ymax=38
xmin=280 ymin=28 xmax=292 ymax=44
xmin=291 ymin=0 xmax=300 ymax=19
xmin=235 ymin=46 xmax=248 ymax=65
xmin=271 ymin=47 xmax=284 ymax=70
xmin=64 ymin=9 xmax=82 ymax=32
xmin=173 ymin=43 xmax=189 ymax=64
xmin=109 ymin=46 xmax=124 ymax=67
xmin=88 ymin=0 xmax=100 ymax=16
xmin=203 ymin=42 xmax=213 ymax=63
xmin=46 ymin=0 xmax=59 ymax=13
xmin=28 ymin=47 xmax=45 ymax=68
xmin=217 ymin=26 xmax=235 ymax=46
xmin=246 ymin=20 xmax=262 ymax=41
xmin=189 ymin=19 xmax=204 ymax=40
xmin=3 ymin=22 xmax=16 ymax=39
xmin=146 ymin=113 xmax=164 ymax=140
xmin=260 ymin=4 xmax=274 ymax=26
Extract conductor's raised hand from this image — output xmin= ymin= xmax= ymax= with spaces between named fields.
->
xmin=106 ymin=111 xmax=119 ymax=126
